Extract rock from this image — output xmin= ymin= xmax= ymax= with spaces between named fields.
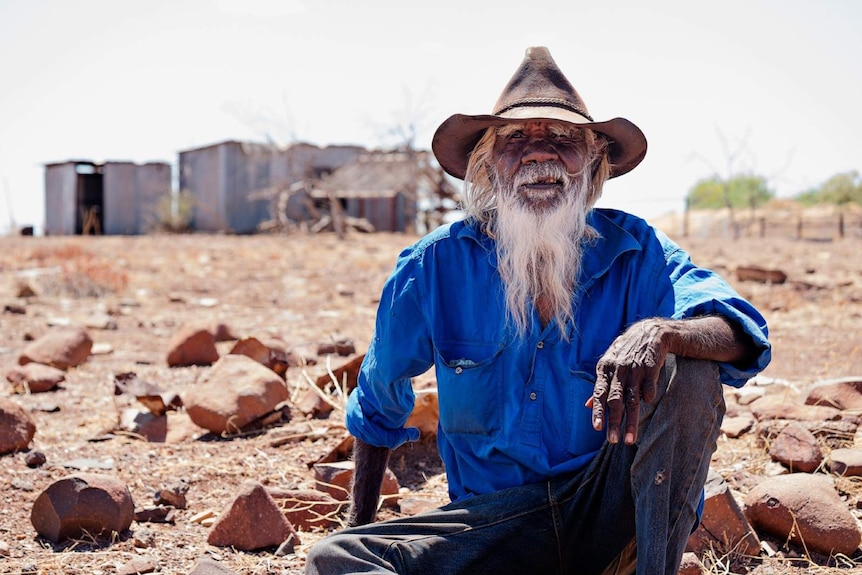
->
xmin=0 ymin=398 xmax=36 ymax=455
xmin=183 ymin=355 xmax=289 ymax=434
xmin=117 ymin=556 xmax=157 ymax=575
xmin=267 ymin=488 xmax=345 ymax=530
xmin=677 ymin=552 xmax=701 ymax=575
xmin=314 ymin=354 xmax=365 ymax=395
xmin=828 ymin=448 xmax=862 ymax=477
xmin=399 ymin=496 xmax=441 ymax=517
xmin=207 ymin=481 xmax=298 ymax=551
xmin=134 ymin=506 xmax=176 ymax=524
xmin=189 ymin=556 xmax=238 ymax=575
xmin=166 ymin=325 xmax=219 ymax=367
xmin=768 ymin=422 xmax=823 ymax=472
xmin=18 ymin=326 xmax=93 ymax=370
xmin=686 ymin=469 xmax=760 ymax=557
xmin=212 ymin=322 xmax=239 ymax=342
xmin=720 ymin=415 xmax=755 ymax=438
xmin=749 ymin=394 xmax=842 ymax=422
xmin=805 ymin=377 xmax=862 ymax=410
xmin=736 ymin=266 xmax=787 ymax=284
xmin=5 ymin=363 xmax=66 ymax=393
xmin=743 ymin=473 xmax=861 ymax=556
xmin=313 ymin=460 xmax=400 ymax=505
xmin=228 ymin=337 xmax=288 ymax=377
xmin=154 ymin=478 xmax=189 ymax=509
xmin=119 ymin=408 xmax=168 ymax=442
xmin=25 ymin=451 xmax=47 ymax=468
xmin=405 ymin=388 xmax=439 ymax=438
xmin=30 ymin=473 xmax=134 ymax=542
xmin=317 ymin=338 xmax=356 ymax=356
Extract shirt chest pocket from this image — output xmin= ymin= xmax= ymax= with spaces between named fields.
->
xmin=434 ymin=341 xmax=503 ymax=437
xmin=566 ymin=365 xmax=605 ymax=457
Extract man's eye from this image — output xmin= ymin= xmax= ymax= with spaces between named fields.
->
xmin=510 ymin=131 xmax=525 ymax=139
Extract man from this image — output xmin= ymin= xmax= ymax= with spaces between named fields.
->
xmin=306 ymin=47 xmax=770 ymax=575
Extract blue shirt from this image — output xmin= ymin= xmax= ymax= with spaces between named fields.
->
xmin=347 ymin=209 xmax=771 ymax=502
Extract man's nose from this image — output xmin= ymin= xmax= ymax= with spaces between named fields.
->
xmin=521 ymin=141 xmax=558 ymax=164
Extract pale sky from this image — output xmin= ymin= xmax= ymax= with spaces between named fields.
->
xmin=1 ymin=0 xmax=860 ymax=234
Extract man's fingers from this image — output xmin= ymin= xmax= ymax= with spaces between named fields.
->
xmin=591 ymin=372 xmax=609 ymax=431
xmin=623 ymin=381 xmax=641 ymax=444
xmin=604 ymin=368 xmax=626 ymax=444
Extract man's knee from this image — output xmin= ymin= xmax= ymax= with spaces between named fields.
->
xmin=659 ymin=355 xmax=725 ymax=421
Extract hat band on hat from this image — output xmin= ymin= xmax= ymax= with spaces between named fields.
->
xmin=494 ymin=97 xmax=594 ymax=122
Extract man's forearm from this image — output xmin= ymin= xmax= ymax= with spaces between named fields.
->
xmin=347 ymin=438 xmax=392 ymax=527
xmin=658 ymin=315 xmax=758 ymax=365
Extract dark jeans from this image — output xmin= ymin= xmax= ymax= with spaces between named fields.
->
xmin=306 ymin=355 xmax=725 ymax=575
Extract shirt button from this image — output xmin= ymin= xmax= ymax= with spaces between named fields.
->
xmin=530 ymin=392 xmax=537 ymax=401
xmin=454 ymin=366 xmax=463 ymax=375
xmin=537 ymin=341 xmax=544 ymax=349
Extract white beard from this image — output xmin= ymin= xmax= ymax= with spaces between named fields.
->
xmin=493 ymin=161 xmax=594 ymax=337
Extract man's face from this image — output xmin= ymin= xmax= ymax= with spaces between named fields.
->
xmin=491 ymin=120 xmax=590 ymax=212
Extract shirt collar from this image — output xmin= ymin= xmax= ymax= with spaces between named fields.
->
xmin=454 ymin=209 xmax=642 ymax=285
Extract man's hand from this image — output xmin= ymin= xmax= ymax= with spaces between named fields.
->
xmin=588 ymin=315 xmax=758 ymax=446
xmin=347 ymin=439 xmax=392 ymax=527
xmin=589 ymin=318 xmax=668 ymax=445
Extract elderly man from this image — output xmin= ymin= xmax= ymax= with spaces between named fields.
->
xmin=306 ymin=47 xmax=770 ymax=575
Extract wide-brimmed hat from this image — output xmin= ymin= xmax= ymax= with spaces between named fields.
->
xmin=432 ymin=46 xmax=647 ymax=181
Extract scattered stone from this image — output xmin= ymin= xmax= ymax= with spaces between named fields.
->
xmin=267 ymin=488 xmax=345 ymax=530
xmin=16 ymin=282 xmax=37 ymax=298
xmin=827 ymin=448 xmax=862 ymax=477
xmin=25 ymin=451 xmax=47 ymax=468
xmin=313 ymin=460 xmax=400 ymax=505
xmin=805 ymin=377 xmax=862 ymax=410
xmin=406 ymin=388 xmax=439 ymax=438
xmin=132 ymin=529 xmax=156 ymax=548
xmin=0 ymin=539 xmax=9 ymax=557
xmin=18 ymin=326 xmax=93 ymax=370
xmin=183 ymin=354 xmax=289 ymax=434
xmin=114 ymin=372 xmax=182 ymax=416
xmin=207 ymin=481 xmax=299 ymax=551
xmin=749 ymin=394 xmax=842 ymax=422
xmin=189 ymin=509 xmax=216 ymax=524
xmin=720 ymin=415 xmax=755 ymax=438
xmin=117 ymin=556 xmax=157 ymax=575
xmin=743 ymin=473 xmax=862 ymax=556
xmin=0 ymin=398 xmax=36 ymax=455
xmin=228 ymin=337 xmax=289 ymax=376
xmin=399 ymin=496 xmax=441 ymax=517
xmin=3 ymin=303 xmax=26 ymax=314
xmin=677 ymin=552 xmax=701 ymax=575
xmin=84 ymin=313 xmax=118 ymax=330
xmin=733 ymin=385 xmax=766 ymax=405
xmin=6 ymin=362 xmax=66 ymax=393
xmin=60 ymin=457 xmax=115 ymax=470
xmin=274 ymin=532 xmax=300 ymax=556
xmin=317 ymin=338 xmax=356 ymax=356
xmin=768 ymin=422 xmax=823 ymax=473
xmin=119 ymin=408 xmax=168 ymax=442
xmin=687 ymin=469 xmax=760 ymax=557
xmin=134 ymin=506 xmax=176 ymax=524
xmin=758 ymin=418 xmax=859 ymax=441
xmin=736 ymin=266 xmax=787 ymax=284
xmin=189 ymin=556 xmax=237 ymax=575
xmin=30 ymin=473 xmax=135 ymax=542
xmin=286 ymin=344 xmax=317 ymax=367
xmin=314 ymin=354 xmax=365 ymax=395
xmin=90 ymin=342 xmax=114 ymax=355
xmin=166 ymin=325 xmax=219 ymax=367
xmin=155 ymin=478 xmax=189 ymax=509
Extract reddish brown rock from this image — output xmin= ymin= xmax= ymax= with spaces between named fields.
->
xmin=805 ymin=377 xmax=862 ymax=410
xmin=406 ymin=388 xmax=439 ymax=438
xmin=30 ymin=473 xmax=134 ymax=542
xmin=0 ymin=398 xmax=36 ymax=455
xmin=313 ymin=460 xmax=400 ymax=505
xmin=118 ymin=408 xmax=167 ymax=442
xmin=189 ymin=556 xmax=238 ymax=574
xmin=207 ymin=481 xmax=298 ymax=551
xmin=267 ymin=488 xmax=345 ymax=530
xmin=736 ymin=266 xmax=787 ymax=284
xmin=828 ymin=448 xmax=862 ymax=477
xmin=166 ymin=325 xmax=219 ymax=367
xmin=768 ymin=422 xmax=823 ymax=473
xmin=749 ymin=394 xmax=841 ymax=422
xmin=228 ymin=337 xmax=289 ymax=377
xmin=744 ymin=473 xmax=861 ymax=556
xmin=687 ymin=470 xmax=760 ymax=556
xmin=720 ymin=415 xmax=755 ymax=439
xmin=5 ymin=363 xmax=66 ymax=393
xmin=183 ymin=354 xmax=288 ymax=434
xmin=18 ymin=326 xmax=92 ymax=370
